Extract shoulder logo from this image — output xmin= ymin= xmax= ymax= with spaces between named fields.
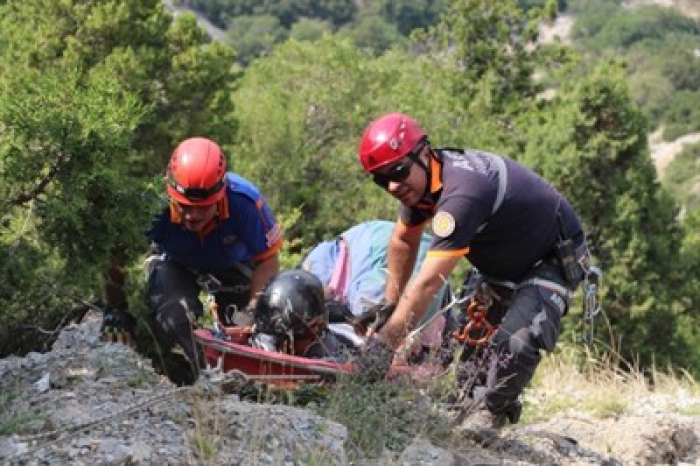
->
xmin=432 ymin=211 xmax=456 ymax=238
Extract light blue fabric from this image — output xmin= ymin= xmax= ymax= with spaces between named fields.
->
xmin=302 ymin=220 xmax=448 ymax=324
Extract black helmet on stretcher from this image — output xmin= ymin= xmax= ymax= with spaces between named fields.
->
xmin=253 ymin=269 xmax=328 ymax=339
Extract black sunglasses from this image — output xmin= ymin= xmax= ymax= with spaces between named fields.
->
xmin=371 ymin=138 xmax=430 ymax=189
xmin=372 ymin=158 xmax=415 ymax=189
xmin=169 ymin=177 xmax=225 ymax=201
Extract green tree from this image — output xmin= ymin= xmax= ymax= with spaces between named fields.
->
xmin=574 ymin=5 xmax=699 ymax=52
xmin=225 ymin=14 xmax=287 ymax=66
xmin=419 ymin=0 xmax=563 ymax=120
xmin=289 ymin=18 xmax=333 ymax=42
xmin=337 ymin=13 xmax=407 ymax=55
xmin=663 ymin=142 xmax=700 ymax=213
xmin=374 ymin=0 xmax=450 ymax=36
xmin=660 ymin=90 xmax=700 ymax=140
xmin=0 ymin=0 xmax=237 ymax=352
xmin=232 ymin=36 xmax=388 ymax=247
xmin=176 ymin=0 xmax=356 ymax=29
xmin=519 ymin=0 xmax=566 ymax=11
xmin=520 ymin=62 xmax=699 ymax=371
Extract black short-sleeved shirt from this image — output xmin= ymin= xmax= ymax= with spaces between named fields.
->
xmin=400 ymin=149 xmax=584 ymax=281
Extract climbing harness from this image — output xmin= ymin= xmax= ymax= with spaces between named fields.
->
xmin=451 ymin=280 xmax=498 ymax=348
xmin=196 ymin=274 xmax=226 ymax=337
xmin=452 ymin=297 xmax=497 ymax=348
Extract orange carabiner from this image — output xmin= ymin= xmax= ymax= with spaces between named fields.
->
xmin=452 ymin=299 xmax=496 ymax=347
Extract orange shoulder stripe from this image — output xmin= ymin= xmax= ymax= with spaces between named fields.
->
xmin=426 ymin=247 xmax=469 ymax=258
xmin=253 ymin=237 xmax=283 ymax=262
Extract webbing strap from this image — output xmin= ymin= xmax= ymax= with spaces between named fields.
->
xmin=486 ymin=277 xmax=572 ymax=305
xmin=524 ymin=277 xmax=572 ymax=300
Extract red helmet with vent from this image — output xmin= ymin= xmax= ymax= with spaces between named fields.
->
xmin=358 ymin=113 xmax=427 ymax=173
xmin=167 ymin=137 xmax=227 ymax=206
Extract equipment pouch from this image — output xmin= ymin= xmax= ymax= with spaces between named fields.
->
xmin=554 ymin=210 xmax=586 ymax=286
xmin=553 ymin=237 xmax=584 ymax=286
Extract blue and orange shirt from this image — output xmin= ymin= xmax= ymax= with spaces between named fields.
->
xmin=400 ymin=149 xmax=584 ymax=281
xmin=148 ymin=173 xmax=282 ymax=271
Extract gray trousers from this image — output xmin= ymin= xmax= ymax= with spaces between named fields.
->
xmin=147 ymin=258 xmax=252 ymax=383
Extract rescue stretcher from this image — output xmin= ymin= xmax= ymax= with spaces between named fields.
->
xmin=194 ymin=325 xmax=431 ymax=387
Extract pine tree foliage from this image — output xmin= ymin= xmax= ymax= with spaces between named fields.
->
xmin=0 ymin=0 xmax=237 ymax=352
xmin=520 ymin=62 xmax=698 ymax=369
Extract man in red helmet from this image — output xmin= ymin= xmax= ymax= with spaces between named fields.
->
xmin=354 ymin=113 xmax=590 ymax=428
xmin=103 ymin=137 xmax=282 ymax=384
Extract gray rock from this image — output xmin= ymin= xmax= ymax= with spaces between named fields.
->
xmin=1 ymin=312 xmax=700 ymax=466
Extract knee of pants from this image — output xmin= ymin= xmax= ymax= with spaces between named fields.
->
xmin=492 ymin=327 xmax=541 ymax=369
xmin=154 ymin=304 xmax=190 ymax=331
xmin=151 ymin=297 xmax=201 ymax=345
xmin=494 ymin=287 xmax=563 ymax=355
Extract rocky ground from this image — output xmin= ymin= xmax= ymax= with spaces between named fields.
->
xmin=1 ymin=313 xmax=699 ymax=465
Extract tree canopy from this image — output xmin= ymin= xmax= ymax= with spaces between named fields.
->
xmin=0 ymin=0 xmax=238 ymax=352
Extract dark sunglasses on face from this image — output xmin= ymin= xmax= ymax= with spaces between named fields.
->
xmin=372 ymin=158 xmax=415 ymax=189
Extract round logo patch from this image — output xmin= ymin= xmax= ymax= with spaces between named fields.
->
xmin=432 ymin=211 xmax=456 ymax=238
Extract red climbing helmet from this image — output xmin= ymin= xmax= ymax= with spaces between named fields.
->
xmin=358 ymin=112 xmax=427 ymax=173
xmin=166 ymin=137 xmax=227 ymax=206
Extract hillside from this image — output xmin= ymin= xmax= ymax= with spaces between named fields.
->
xmin=161 ymin=0 xmax=226 ymax=41
xmin=173 ymin=0 xmax=699 ymax=181
xmin=1 ymin=314 xmax=699 ymax=464
xmin=624 ymin=0 xmax=700 ymax=18
xmin=539 ymin=2 xmax=700 ymax=180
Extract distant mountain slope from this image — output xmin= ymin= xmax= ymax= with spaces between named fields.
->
xmin=162 ymin=0 xmax=226 ymax=41
xmin=623 ymin=0 xmax=700 ymax=18
xmin=650 ymin=129 xmax=700 ymax=177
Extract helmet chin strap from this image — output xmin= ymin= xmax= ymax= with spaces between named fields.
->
xmin=409 ymin=143 xmax=433 ymax=201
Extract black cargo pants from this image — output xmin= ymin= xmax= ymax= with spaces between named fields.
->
xmin=480 ymin=259 xmax=583 ymax=415
xmin=147 ymin=256 xmax=252 ymax=384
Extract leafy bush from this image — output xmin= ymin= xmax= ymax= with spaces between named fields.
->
xmin=225 ymin=15 xmax=287 ymax=66
xmin=574 ymin=4 xmax=700 ymax=51
xmin=315 ymin=377 xmax=453 ymax=460
xmin=663 ymin=142 xmax=700 ymax=213
xmin=0 ymin=0 xmax=238 ymax=356
xmin=176 ymin=0 xmax=357 ymax=29
xmin=337 ymin=13 xmax=408 ymax=56
xmin=660 ymin=91 xmax=700 ymax=140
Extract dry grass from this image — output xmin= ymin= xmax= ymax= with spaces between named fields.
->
xmin=523 ymin=344 xmax=700 ymax=422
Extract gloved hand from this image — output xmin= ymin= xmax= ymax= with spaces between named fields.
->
xmin=101 ymin=308 xmax=137 ymax=348
xmin=326 ymin=300 xmax=355 ymax=324
xmin=352 ymin=299 xmax=396 ymax=336
xmin=353 ymin=335 xmax=395 ymax=383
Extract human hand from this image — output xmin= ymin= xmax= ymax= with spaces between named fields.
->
xmin=101 ymin=308 xmax=137 ymax=348
xmin=352 ymin=335 xmax=395 ymax=383
xmin=352 ymin=300 xmax=396 ymax=336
